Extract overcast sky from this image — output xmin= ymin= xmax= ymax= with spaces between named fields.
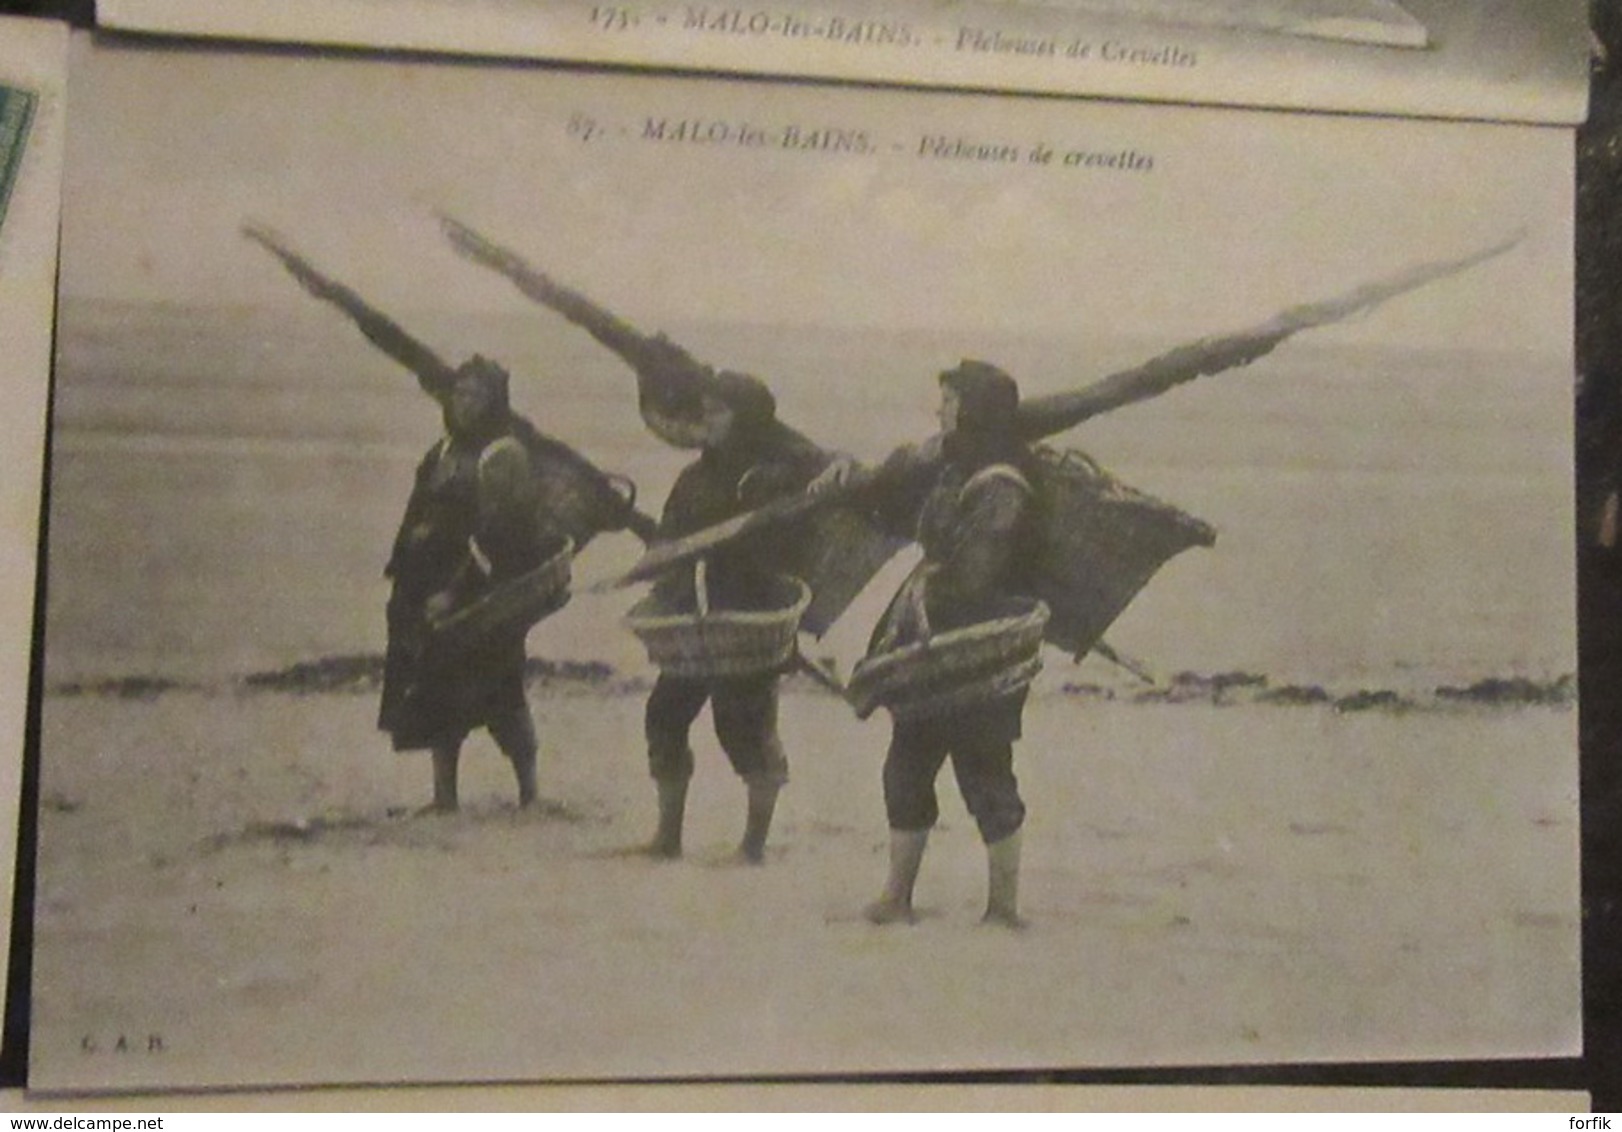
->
xmin=62 ymin=37 xmax=1572 ymax=355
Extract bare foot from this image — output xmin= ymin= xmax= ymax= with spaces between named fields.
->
xmin=414 ymin=800 xmax=458 ymax=818
xmin=862 ymin=897 xmax=917 ymax=926
xmin=641 ymin=839 xmax=682 ymax=861
xmin=980 ymin=908 xmax=1029 ymax=931
xmin=585 ymin=841 xmax=682 ymax=862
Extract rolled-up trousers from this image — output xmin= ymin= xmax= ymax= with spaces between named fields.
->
xmin=882 ymin=697 xmax=1026 ymax=844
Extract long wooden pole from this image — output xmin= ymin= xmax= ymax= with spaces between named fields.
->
xmin=604 ymin=234 xmax=1522 ymax=588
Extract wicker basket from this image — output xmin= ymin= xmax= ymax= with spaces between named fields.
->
xmin=848 ymin=597 xmax=1049 ymax=721
xmin=625 ymin=559 xmax=810 ymax=679
xmin=1026 ymin=445 xmax=1215 ymax=659
xmin=529 ymin=438 xmax=644 ymax=550
xmin=429 ymin=539 xmax=574 ymax=655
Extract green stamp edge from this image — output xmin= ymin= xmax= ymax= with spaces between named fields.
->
xmin=0 ymin=86 xmax=38 ymax=238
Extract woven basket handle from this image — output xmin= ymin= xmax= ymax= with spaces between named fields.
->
xmin=695 ymin=557 xmax=711 ymax=618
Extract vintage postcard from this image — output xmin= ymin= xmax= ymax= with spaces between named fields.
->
xmin=32 ymin=35 xmax=1579 ymax=1093
xmin=1007 ymin=0 xmax=1428 ymax=46
xmin=0 ymin=13 xmax=67 ymax=1038
xmin=93 ymin=0 xmax=1590 ymax=125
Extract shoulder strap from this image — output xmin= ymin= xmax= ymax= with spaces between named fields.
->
xmin=415 ymin=437 xmax=451 ymax=483
xmin=477 ymin=434 xmax=529 ymax=474
xmin=962 ymin=462 xmax=1033 ymax=500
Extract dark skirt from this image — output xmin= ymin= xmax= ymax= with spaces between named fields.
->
xmin=377 ymin=587 xmax=528 ymax=752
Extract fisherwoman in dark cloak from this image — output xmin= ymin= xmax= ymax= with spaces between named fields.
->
xmin=379 ymin=357 xmax=570 ymax=812
xmin=240 ymin=225 xmax=653 ymax=815
xmin=816 ymin=360 xmax=1040 ymax=927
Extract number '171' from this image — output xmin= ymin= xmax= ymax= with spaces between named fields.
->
xmin=590 ymin=6 xmax=640 ymax=30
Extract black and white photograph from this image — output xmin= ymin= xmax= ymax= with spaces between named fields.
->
xmin=29 ymin=33 xmax=1580 ymax=1094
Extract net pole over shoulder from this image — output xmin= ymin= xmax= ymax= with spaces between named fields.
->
xmin=609 ymin=236 xmax=1522 ymax=588
xmin=438 ymin=212 xmax=720 ymax=447
xmin=1017 ymin=233 xmax=1523 ymax=439
xmin=243 ymin=220 xmax=658 ymax=547
xmin=241 ymin=221 xmax=459 ymax=401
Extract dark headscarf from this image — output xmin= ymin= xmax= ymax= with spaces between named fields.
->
xmin=710 ymin=370 xmax=778 ymax=432
xmin=701 ymin=370 xmax=782 ymax=462
xmin=444 ymin=354 xmax=513 ymax=445
xmin=939 ymin=359 xmax=1025 ymax=472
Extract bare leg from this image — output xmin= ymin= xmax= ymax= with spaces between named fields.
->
xmin=716 ymin=683 xmax=788 ymax=865
xmin=868 ymin=721 xmax=943 ymax=924
xmin=644 ymin=675 xmax=704 ymax=859
xmin=864 ymin=829 xmax=928 ymax=925
xmin=490 ymin=706 xmax=539 ymax=808
xmin=648 ymin=776 xmax=688 ymax=859
xmin=981 ymin=829 xmax=1027 ymax=929
xmin=738 ymin=776 xmax=780 ymax=864
xmin=428 ymin=743 xmax=461 ymax=813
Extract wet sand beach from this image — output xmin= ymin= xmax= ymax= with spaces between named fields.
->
xmin=30 ymin=675 xmax=1578 ymax=1091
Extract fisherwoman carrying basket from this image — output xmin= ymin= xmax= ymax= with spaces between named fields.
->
xmin=242 ymin=224 xmax=652 ymax=815
xmin=817 ymin=361 xmax=1047 ymax=928
xmin=627 ymin=372 xmax=825 ymax=863
xmin=378 ymin=356 xmax=578 ymax=813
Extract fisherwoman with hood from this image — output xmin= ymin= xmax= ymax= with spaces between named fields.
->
xmin=379 ymin=355 xmax=570 ymax=812
xmin=239 ymin=224 xmax=652 ymax=816
xmin=640 ymin=370 xmax=825 ymax=863
xmin=815 ymin=360 xmax=1041 ymax=928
